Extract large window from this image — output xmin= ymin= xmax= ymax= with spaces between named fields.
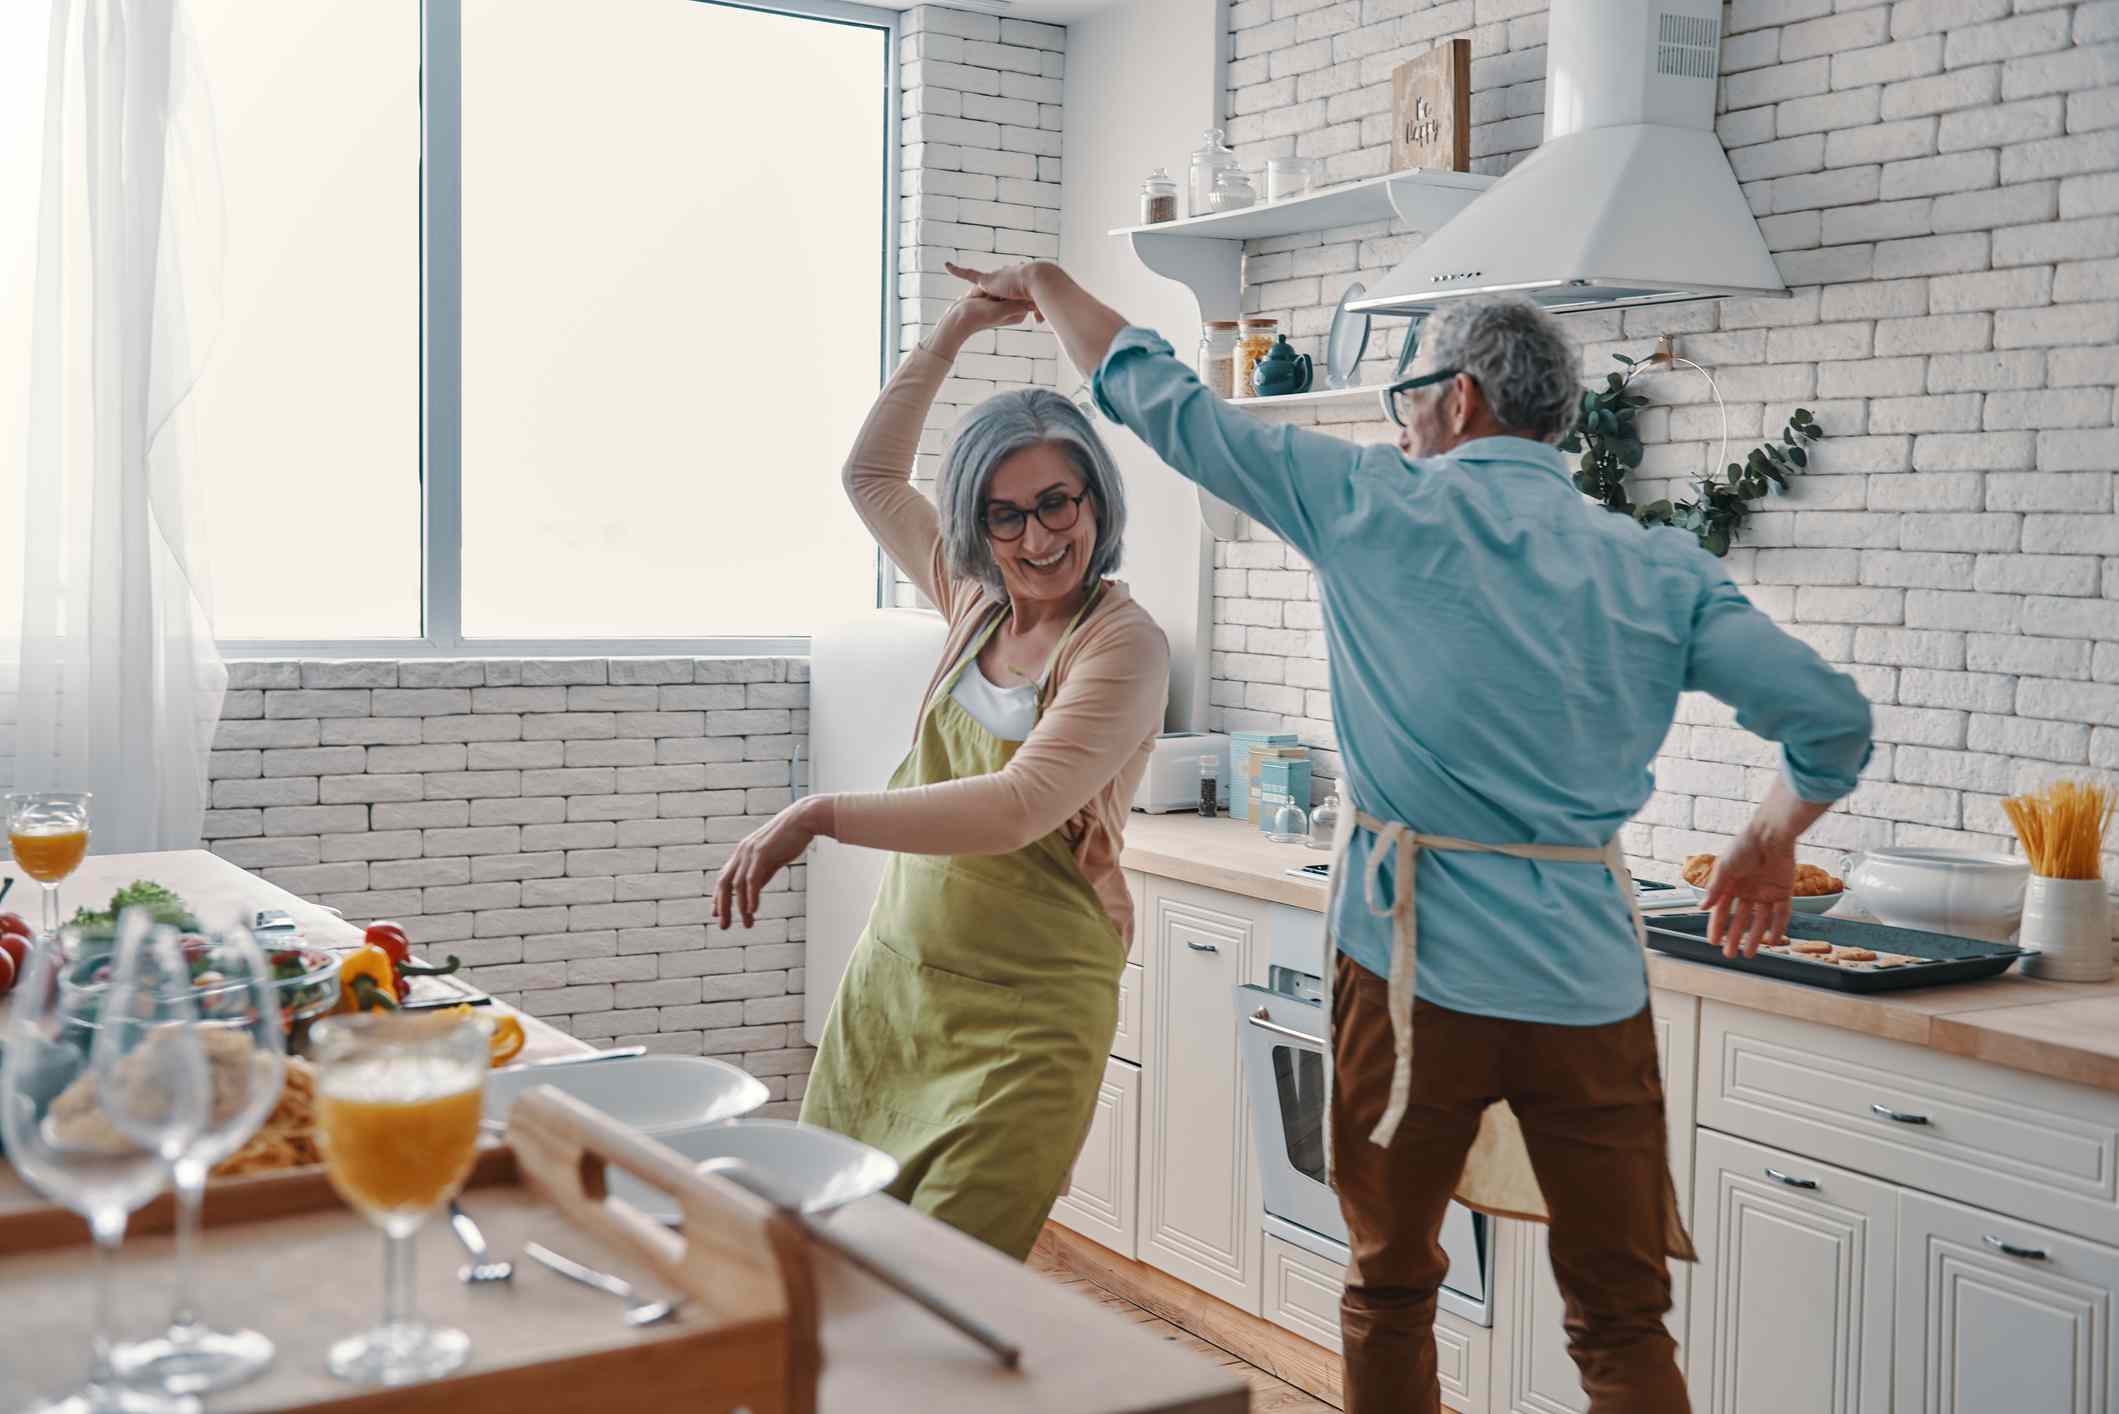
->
xmin=141 ymin=0 xmax=893 ymax=651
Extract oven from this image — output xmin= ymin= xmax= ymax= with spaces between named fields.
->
xmin=1236 ymin=884 xmax=1495 ymax=1328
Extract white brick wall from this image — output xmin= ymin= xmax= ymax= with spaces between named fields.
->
xmin=210 ymin=657 xmax=813 ymax=1113
xmin=892 ymin=6 xmax=1069 ymax=608
xmin=1214 ymin=1 xmax=2119 ymax=901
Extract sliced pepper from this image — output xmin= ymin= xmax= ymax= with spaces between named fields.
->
xmin=433 ymin=1003 xmax=525 ymax=1066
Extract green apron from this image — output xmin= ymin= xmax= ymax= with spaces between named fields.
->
xmin=799 ymin=586 xmax=1127 ymax=1260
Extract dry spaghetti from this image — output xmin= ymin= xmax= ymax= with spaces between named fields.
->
xmin=214 ymin=1056 xmax=321 ymax=1177
xmin=2003 ymin=780 xmax=2115 ymax=881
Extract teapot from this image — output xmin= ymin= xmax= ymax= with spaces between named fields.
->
xmin=1252 ymin=335 xmax=1313 ymax=396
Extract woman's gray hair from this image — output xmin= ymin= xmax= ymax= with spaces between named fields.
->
xmin=938 ymin=387 xmax=1128 ymax=594
xmin=1419 ymin=295 xmax=1581 ymax=443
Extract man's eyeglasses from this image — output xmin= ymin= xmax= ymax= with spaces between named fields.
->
xmin=984 ymin=489 xmax=1090 ymax=541
xmin=1384 ymin=367 xmax=1465 ymax=429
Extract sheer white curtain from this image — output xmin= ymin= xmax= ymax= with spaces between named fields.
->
xmin=9 ymin=0 xmax=225 ymax=852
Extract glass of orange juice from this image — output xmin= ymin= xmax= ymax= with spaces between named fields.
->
xmin=4 ymin=791 xmax=92 ymax=940
xmin=311 ymin=1011 xmax=490 ymax=1386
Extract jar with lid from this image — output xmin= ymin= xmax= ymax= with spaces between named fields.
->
xmin=1206 ymin=166 xmax=1257 ymax=213
xmin=1140 ymin=168 xmax=1179 ymax=225
xmin=1198 ymin=321 xmax=1239 ymax=398
xmin=1266 ymin=155 xmax=1320 ymax=203
xmin=1235 ymin=318 xmax=1278 ymax=400
xmin=1186 ymin=129 xmax=1238 ymax=218
xmin=1265 ymin=796 xmax=1310 ymax=845
xmin=1198 ymin=755 xmax=1221 ymax=818
xmin=1307 ymin=783 xmax=1340 ymax=850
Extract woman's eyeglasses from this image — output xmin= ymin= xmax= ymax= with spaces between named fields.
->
xmin=1384 ymin=367 xmax=1464 ymax=428
xmin=984 ymin=490 xmax=1090 ymax=541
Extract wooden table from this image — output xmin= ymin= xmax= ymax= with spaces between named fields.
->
xmin=1 ymin=850 xmax=1249 ymax=1413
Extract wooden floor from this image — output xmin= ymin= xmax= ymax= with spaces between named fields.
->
xmin=1028 ymin=1246 xmax=1338 ymax=1414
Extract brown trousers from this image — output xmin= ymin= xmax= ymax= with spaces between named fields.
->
xmin=1330 ymin=953 xmax=1690 ymax=1414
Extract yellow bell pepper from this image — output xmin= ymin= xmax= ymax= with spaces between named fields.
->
xmin=335 ymin=944 xmax=399 ymax=1013
xmin=432 ymin=1003 xmax=526 ymax=1067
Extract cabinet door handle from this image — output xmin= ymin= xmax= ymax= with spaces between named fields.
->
xmin=1185 ymin=940 xmax=1219 ymax=954
xmin=1247 ymin=1008 xmax=1322 ymax=1048
xmin=1984 ymin=1235 xmax=2049 ymax=1262
xmin=1871 ymin=1102 xmax=1930 ymax=1125
xmin=1763 ymin=1167 xmax=1818 ymax=1190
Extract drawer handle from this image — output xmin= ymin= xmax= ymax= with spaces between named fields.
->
xmin=1185 ymin=940 xmax=1220 ymax=954
xmin=1984 ymin=1235 xmax=2049 ymax=1262
xmin=1248 ymin=1007 xmax=1323 ymax=1048
xmin=1763 ymin=1167 xmax=1818 ymax=1190
xmin=1871 ymin=1103 xmax=1930 ymax=1126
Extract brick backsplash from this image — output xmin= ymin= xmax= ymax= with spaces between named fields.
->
xmin=892 ymin=5 xmax=1070 ymax=609
xmin=1214 ymin=0 xmax=2119 ymax=902
xmin=209 ymin=657 xmax=813 ymax=1115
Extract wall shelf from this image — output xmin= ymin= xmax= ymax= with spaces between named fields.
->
xmin=1109 ymin=169 xmax=1493 ymax=323
xmin=1229 ymin=383 xmax=1391 ymax=409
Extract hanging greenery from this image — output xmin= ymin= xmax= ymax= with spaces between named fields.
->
xmin=1558 ymin=353 xmax=1826 ymax=558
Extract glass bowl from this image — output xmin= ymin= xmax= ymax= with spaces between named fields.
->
xmin=63 ymin=936 xmax=340 ymax=1037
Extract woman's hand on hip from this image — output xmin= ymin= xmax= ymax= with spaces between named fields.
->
xmin=714 ymin=796 xmax=833 ymax=931
xmin=1700 ymin=828 xmax=1795 ymax=960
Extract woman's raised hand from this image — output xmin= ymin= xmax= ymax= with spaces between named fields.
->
xmin=934 ymin=287 xmax=1037 ymax=345
xmin=945 ymin=259 xmax=1046 ymax=306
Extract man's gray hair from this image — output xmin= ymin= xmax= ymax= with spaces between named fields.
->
xmin=939 ymin=388 xmax=1128 ymax=595
xmin=1420 ymin=295 xmax=1581 ymax=443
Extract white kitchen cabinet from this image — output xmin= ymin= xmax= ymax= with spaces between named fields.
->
xmin=1138 ymin=875 xmax=1267 ymax=1313
xmin=1497 ymin=991 xmax=1698 ymax=1414
xmin=1051 ymin=1056 xmax=1142 ymax=1259
xmin=1123 ymin=867 xmax=1144 ymax=965
xmin=1259 ymin=1235 xmax=1491 ymax=1413
xmin=1895 ymin=1188 xmax=2119 ymax=1414
xmin=1688 ymin=1129 xmax=1897 ymax=1413
xmin=1113 ymin=962 xmax=1144 ymax=1065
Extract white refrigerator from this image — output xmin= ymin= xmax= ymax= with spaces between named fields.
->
xmin=802 ymin=610 xmax=951 ymax=1045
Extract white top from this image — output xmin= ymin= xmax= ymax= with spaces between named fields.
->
xmin=950 ymin=658 xmax=1040 ymax=743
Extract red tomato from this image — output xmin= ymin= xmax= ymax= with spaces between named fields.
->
xmin=0 ymin=947 xmax=15 ymax=996
xmin=363 ymin=921 xmax=412 ymax=968
xmin=0 ymin=929 xmax=27 ymax=976
xmin=0 ymin=911 xmax=31 ymax=942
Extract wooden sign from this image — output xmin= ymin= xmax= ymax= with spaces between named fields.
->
xmin=1391 ymin=39 xmax=1470 ymax=173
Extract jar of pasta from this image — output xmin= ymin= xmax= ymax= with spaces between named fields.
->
xmin=1198 ymin=321 xmax=1239 ymax=398
xmin=1235 ymin=318 xmax=1278 ymax=398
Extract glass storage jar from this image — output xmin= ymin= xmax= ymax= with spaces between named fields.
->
xmin=1207 ymin=166 xmax=1257 ymax=212
xmin=1235 ymin=318 xmax=1278 ymax=398
xmin=1266 ymin=155 xmax=1320 ymax=202
xmin=1198 ymin=320 xmax=1239 ymax=399
xmin=1140 ymin=168 xmax=1179 ymax=225
xmin=1187 ymin=129 xmax=1239 ymax=218
xmin=1307 ymin=783 xmax=1341 ymax=850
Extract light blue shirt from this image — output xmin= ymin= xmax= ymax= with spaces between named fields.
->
xmin=1094 ymin=326 xmax=1873 ymax=1026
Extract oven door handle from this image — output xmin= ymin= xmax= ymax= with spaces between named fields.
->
xmin=1248 ymin=1007 xmax=1324 ymax=1049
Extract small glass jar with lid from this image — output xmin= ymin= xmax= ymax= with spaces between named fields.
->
xmin=1198 ymin=321 xmax=1239 ymax=398
xmin=1307 ymin=783 xmax=1341 ymax=850
xmin=1207 ymin=166 xmax=1258 ymax=213
xmin=1266 ymin=796 xmax=1310 ymax=846
xmin=1187 ymin=128 xmax=1239 ymax=218
xmin=1235 ymin=318 xmax=1278 ymax=398
xmin=1140 ymin=168 xmax=1179 ymax=225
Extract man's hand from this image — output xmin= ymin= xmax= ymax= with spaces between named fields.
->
xmin=928 ymin=289 xmax=1037 ymax=359
xmin=1701 ymin=827 xmax=1796 ymax=959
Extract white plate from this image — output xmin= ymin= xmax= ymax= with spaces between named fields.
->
xmin=1325 ymin=282 xmax=1370 ymax=390
xmin=610 ymin=1119 xmax=900 ymax=1225
xmin=483 ymin=1054 xmax=768 ymax=1135
xmin=1790 ymin=891 xmax=1844 ymax=915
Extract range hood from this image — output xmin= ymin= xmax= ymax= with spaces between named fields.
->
xmin=1350 ymin=0 xmax=1787 ymax=317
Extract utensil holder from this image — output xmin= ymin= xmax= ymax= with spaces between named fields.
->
xmin=2020 ymin=876 xmax=2113 ymax=983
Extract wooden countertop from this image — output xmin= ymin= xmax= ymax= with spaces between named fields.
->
xmin=1121 ymin=811 xmax=2119 ymax=1096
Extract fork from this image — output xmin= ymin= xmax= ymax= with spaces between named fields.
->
xmin=448 ymin=1200 xmax=514 ymax=1284
xmin=524 ymin=1241 xmax=684 ymax=1326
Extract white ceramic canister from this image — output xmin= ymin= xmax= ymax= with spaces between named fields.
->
xmin=2020 ymin=876 xmax=2113 ymax=982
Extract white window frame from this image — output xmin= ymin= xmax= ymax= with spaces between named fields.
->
xmin=222 ymin=0 xmax=900 ymax=659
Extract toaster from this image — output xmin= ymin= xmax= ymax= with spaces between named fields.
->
xmin=1132 ymin=732 xmax=1231 ymax=814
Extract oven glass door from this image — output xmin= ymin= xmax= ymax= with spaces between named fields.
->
xmin=1237 ymin=983 xmax=1493 ymax=1326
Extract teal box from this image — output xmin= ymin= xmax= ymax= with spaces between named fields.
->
xmin=1256 ymin=757 xmax=1312 ymax=834
xmin=1229 ymin=731 xmax=1297 ymax=822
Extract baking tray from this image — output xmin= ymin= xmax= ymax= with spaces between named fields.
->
xmin=1645 ymin=912 xmax=2025 ymax=993
xmin=1 ymin=1089 xmax=820 ymax=1414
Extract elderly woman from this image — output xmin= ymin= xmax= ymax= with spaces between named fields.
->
xmin=710 ymin=286 xmax=1168 ymax=1260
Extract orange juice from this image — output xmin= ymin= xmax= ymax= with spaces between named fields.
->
xmin=10 ymin=827 xmax=88 ymax=883
xmin=317 ymin=1057 xmax=483 ymax=1217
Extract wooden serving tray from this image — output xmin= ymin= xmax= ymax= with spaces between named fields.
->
xmin=0 ymin=1088 xmax=819 ymax=1414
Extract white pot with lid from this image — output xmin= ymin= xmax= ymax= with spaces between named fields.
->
xmin=1840 ymin=848 xmax=2030 ymax=943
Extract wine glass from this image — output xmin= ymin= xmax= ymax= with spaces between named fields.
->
xmin=5 ymin=791 xmax=93 ymax=941
xmin=311 ymin=1011 xmax=490 ymax=1386
xmin=107 ymin=926 xmax=287 ymax=1395
xmin=1 ymin=913 xmax=207 ymax=1414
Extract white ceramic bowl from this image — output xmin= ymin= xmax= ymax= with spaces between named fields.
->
xmin=610 ymin=1119 xmax=900 ymax=1225
xmin=483 ymin=1054 xmax=768 ymax=1135
xmin=1842 ymin=848 xmax=2029 ymax=942
xmin=1789 ymin=892 xmax=1844 ymax=916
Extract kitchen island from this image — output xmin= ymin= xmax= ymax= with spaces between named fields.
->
xmin=1 ymin=849 xmax=1249 ymax=1414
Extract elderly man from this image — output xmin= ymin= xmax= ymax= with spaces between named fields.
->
xmin=950 ymin=259 xmax=1872 ymax=1413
